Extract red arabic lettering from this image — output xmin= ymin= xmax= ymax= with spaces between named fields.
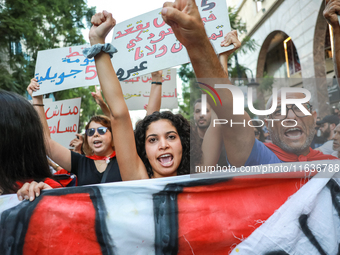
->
xmin=155 ymin=45 xmax=167 ymax=58
xmin=147 ymin=33 xmax=155 ymax=40
xmin=66 ymin=47 xmax=83 ymax=58
xmin=46 ymin=107 xmax=56 ymax=120
xmin=115 ymin=28 xmax=134 ymax=39
xmin=125 ymin=77 xmax=140 ymax=83
xmin=127 ymin=30 xmax=143 ymax=49
xmin=171 ymin=42 xmax=183 ymax=53
xmin=150 ymin=28 xmax=173 ymax=44
xmin=153 ymin=17 xmax=166 ymax=28
xmin=134 ymin=47 xmax=144 ymax=61
xmin=57 ymin=120 xmax=78 ymax=133
xmin=162 ymin=75 xmax=171 ymax=82
xmin=142 ymin=76 xmax=152 ymax=83
xmin=145 ymin=45 xmax=157 ymax=56
xmin=209 ymin=30 xmax=223 ymax=40
xmin=202 ymin=13 xmax=217 ymax=23
xmin=114 ymin=22 xmax=150 ymax=39
xmin=49 ymin=126 xmax=57 ymax=134
xmin=60 ymin=104 xmax=79 ymax=116
xmin=85 ymin=66 xmax=97 ymax=80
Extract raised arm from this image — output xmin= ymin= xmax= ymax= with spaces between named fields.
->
xmin=91 ymin=85 xmax=111 ymax=117
xmin=219 ymin=30 xmax=241 ymax=77
xmin=200 ymin=110 xmax=223 ymax=167
xmin=324 ymin=0 xmax=340 ymax=81
xmin=146 ymin=70 xmax=163 ymax=115
xmin=162 ymin=0 xmax=254 ymax=166
xmin=89 ymin=11 xmax=148 ymax=180
xmin=28 ymin=79 xmax=72 ymax=170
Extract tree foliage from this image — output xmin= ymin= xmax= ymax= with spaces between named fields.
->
xmin=0 ymin=0 xmax=95 ymax=94
xmin=0 ymin=0 xmax=99 ymax=130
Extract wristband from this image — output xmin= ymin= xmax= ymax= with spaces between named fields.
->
xmin=33 ymin=104 xmax=44 ymax=107
xmin=151 ymin=82 xmax=162 ymax=85
xmin=82 ymin=43 xmax=118 ymax=59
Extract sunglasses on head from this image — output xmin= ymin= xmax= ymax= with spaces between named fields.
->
xmin=86 ymin=127 xmax=109 ymax=137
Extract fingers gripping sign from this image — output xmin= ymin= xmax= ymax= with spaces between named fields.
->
xmin=17 ymin=181 xmax=52 ymax=202
xmin=324 ymin=0 xmax=340 ymax=28
xmin=220 ymin=30 xmax=241 ymax=50
xmin=89 ymin=10 xmax=117 ymax=45
xmin=27 ymin=78 xmax=41 ymax=96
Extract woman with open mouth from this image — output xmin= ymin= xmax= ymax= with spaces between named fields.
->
xmin=86 ymin=11 xmax=211 ymax=180
xmin=24 ymin=79 xmax=122 ymax=190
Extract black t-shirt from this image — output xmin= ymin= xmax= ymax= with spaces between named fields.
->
xmin=71 ymin=151 xmax=122 ymax=186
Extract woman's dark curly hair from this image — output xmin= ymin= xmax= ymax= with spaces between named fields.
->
xmin=134 ymin=111 xmax=201 ymax=178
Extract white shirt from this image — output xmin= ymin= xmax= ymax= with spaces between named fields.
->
xmin=318 ymin=140 xmax=336 ymax=155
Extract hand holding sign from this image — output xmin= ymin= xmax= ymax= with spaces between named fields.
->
xmin=27 ymin=78 xmax=43 ymax=100
xmin=89 ymin=10 xmax=116 ymax=45
xmin=161 ymin=0 xmax=207 ymax=48
xmin=219 ymin=30 xmax=241 ymax=75
xmin=324 ymin=0 xmax=340 ymax=28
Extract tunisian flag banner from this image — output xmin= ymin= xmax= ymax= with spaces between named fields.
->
xmin=1 ymin=161 xmax=340 ymax=255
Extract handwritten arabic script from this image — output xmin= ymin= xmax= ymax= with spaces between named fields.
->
xmin=111 ymin=0 xmax=231 ymax=81
xmin=34 ymin=45 xmax=100 ymax=96
xmin=44 ymin=98 xmax=81 ymax=149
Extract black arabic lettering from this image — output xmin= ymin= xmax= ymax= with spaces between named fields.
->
xmin=201 ymin=0 xmax=216 ymax=11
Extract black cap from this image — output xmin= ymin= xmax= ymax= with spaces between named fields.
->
xmin=316 ymin=115 xmax=340 ymax=125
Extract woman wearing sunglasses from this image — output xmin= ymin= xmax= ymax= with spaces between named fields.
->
xmin=25 ymin=79 xmax=122 ymax=188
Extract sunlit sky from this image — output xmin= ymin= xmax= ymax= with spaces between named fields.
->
xmin=83 ymin=0 xmax=182 ymax=126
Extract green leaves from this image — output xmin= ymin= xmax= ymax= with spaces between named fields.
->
xmin=0 ymin=0 xmax=95 ymax=94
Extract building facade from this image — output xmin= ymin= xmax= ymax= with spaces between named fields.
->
xmin=227 ymin=0 xmax=340 ymax=117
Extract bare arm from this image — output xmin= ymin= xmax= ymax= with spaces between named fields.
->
xmin=89 ymin=11 xmax=149 ymax=180
xmin=146 ymin=70 xmax=163 ymax=115
xmin=324 ymin=0 xmax=340 ymax=81
xmin=200 ymin=110 xmax=223 ymax=167
xmin=219 ymin=30 xmax=241 ymax=77
xmin=28 ymin=79 xmax=72 ymax=170
xmin=91 ymin=85 xmax=111 ymax=117
xmin=162 ymin=0 xmax=254 ymax=166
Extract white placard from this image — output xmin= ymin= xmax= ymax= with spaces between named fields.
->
xmin=44 ymin=98 xmax=81 ymax=149
xmin=34 ymin=0 xmax=232 ymax=96
xmin=34 ymin=45 xmax=97 ymax=95
xmin=112 ymin=0 xmax=232 ymax=81
xmin=121 ymin=68 xmax=177 ymax=110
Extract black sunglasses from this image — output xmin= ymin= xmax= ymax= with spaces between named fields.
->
xmin=269 ymin=103 xmax=312 ymax=120
xmin=86 ymin=127 xmax=109 ymax=137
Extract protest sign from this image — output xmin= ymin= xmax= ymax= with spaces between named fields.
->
xmin=33 ymin=0 xmax=232 ymax=95
xmin=1 ymin=162 xmax=339 ymax=254
xmin=44 ymin=98 xmax=81 ymax=148
xmin=121 ymin=68 xmax=177 ymax=110
xmin=112 ymin=0 xmax=233 ymax=80
xmin=34 ymin=45 xmax=97 ymax=96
